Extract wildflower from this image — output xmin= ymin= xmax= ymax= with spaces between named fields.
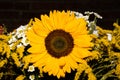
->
xmin=26 ymin=10 xmax=92 ymax=78
xmin=28 ymin=65 xmax=35 ymax=72
xmin=29 ymin=75 xmax=35 ymax=80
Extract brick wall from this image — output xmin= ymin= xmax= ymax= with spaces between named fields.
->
xmin=0 ymin=0 xmax=120 ymax=32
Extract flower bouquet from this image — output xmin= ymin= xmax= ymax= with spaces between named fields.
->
xmin=0 ymin=10 xmax=120 ymax=80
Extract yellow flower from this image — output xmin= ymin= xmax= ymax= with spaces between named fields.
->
xmin=26 ymin=10 xmax=92 ymax=78
xmin=0 ymin=59 xmax=7 ymax=67
xmin=16 ymin=46 xmax=25 ymax=59
xmin=22 ymin=55 xmax=32 ymax=69
xmin=112 ymin=23 xmax=120 ymax=50
xmin=11 ymin=52 xmax=21 ymax=67
xmin=74 ymin=63 xmax=88 ymax=80
xmin=0 ymin=35 xmax=10 ymax=58
xmin=115 ymin=38 xmax=120 ymax=50
xmin=74 ymin=63 xmax=96 ymax=80
xmin=88 ymin=72 xmax=96 ymax=80
xmin=85 ymin=68 xmax=96 ymax=80
xmin=115 ymin=64 xmax=120 ymax=77
xmin=16 ymin=75 xmax=25 ymax=80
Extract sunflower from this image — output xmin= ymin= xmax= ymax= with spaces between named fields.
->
xmin=26 ymin=10 xmax=92 ymax=78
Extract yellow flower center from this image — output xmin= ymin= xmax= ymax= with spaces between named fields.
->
xmin=45 ymin=29 xmax=74 ymax=58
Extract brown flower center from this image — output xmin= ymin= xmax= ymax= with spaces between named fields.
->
xmin=45 ymin=29 xmax=74 ymax=58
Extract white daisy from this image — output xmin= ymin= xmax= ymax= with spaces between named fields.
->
xmin=8 ymin=25 xmax=29 ymax=49
xmin=107 ymin=33 xmax=112 ymax=41
xmin=28 ymin=65 xmax=35 ymax=72
xmin=29 ymin=75 xmax=35 ymax=80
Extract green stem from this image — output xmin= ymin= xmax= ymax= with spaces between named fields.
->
xmin=94 ymin=63 xmax=115 ymax=72
xmin=100 ymin=69 xmax=115 ymax=80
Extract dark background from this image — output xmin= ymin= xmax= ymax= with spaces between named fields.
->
xmin=0 ymin=0 xmax=120 ymax=32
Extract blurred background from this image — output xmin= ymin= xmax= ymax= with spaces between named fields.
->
xmin=0 ymin=0 xmax=120 ymax=32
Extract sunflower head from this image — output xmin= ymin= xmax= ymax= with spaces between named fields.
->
xmin=26 ymin=10 xmax=92 ymax=78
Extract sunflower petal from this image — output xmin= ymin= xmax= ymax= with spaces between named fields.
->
xmin=70 ymin=53 xmax=87 ymax=64
xmin=72 ymin=45 xmax=92 ymax=58
xmin=33 ymin=58 xmax=46 ymax=67
xmin=27 ymin=29 xmax=44 ymax=44
xmin=33 ymin=18 xmax=50 ymax=36
xmin=49 ymin=11 xmax=57 ymax=29
xmin=52 ymin=65 xmax=59 ymax=76
xmin=30 ymin=52 xmax=46 ymax=63
xmin=64 ymin=18 xmax=80 ymax=33
xmin=63 ymin=63 xmax=71 ymax=73
xmin=66 ymin=56 xmax=78 ymax=70
xmin=57 ymin=69 xmax=65 ymax=79
xmin=73 ymin=18 xmax=88 ymax=35
xmin=41 ymin=15 xmax=53 ymax=31
xmin=74 ymin=35 xmax=92 ymax=48
xmin=28 ymin=45 xmax=46 ymax=54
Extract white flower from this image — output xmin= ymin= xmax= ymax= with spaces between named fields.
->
xmin=93 ymin=30 xmax=98 ymax=36
xmin=71 ymin=11 xmax=89 ymax=20
xmin=85 ymin=11 xmax=94 ymax=15
xmin=21 ymin=35 xmax=29 ymax=46
xmin=8 ymin=25 xmax=29 ymax=49
xmin=107 ymin=33 xmax=112 ymax=41
xmin=94 ymin=12 xmax=102 ymax=19
xmin=9 ymin=44 xmax=14 ymax=49
xmin=85 ymin=11 xmax=102 ymax=19
xmin=17 ymin=43 xmax=23 ymax=48
xmin=8 ymin=36 xmax=17 ymax=43
xmin=28 ymin=65 xmax=35 ymax=72
xmin=29 ymin=75 xmax=35 ymax=80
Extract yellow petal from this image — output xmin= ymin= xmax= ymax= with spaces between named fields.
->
xmin=43 ymin=65 xmax=51 ymax=73
xmin=34 ymin=18 xmax=50 ymax=36
xmin=52 ymin=10 xmax=59 ymax=29
xmin=63 ymin=63 xmax=71 ymax=73
xmin=43 ymin=56 xmax=54 ymax=72
xmin=49 ymin=11 xmax=57 ymax=29
xmin=72 ymin=46 xmax=92 ymax=58
xmin=57 ymin=11 xmax=65 ymax=27
xmin=52 ymin=65 xmax=59 ymax=76
xmin=30 ymin=53 xmax=46 ymax=63
xmin=74 ymin=35 xmax=92 ymax=48
xmin=33 ymin=22 xmax=47 ymax=37
xmin=47 ymin=63 xmax=59 ymax=76
xmin=27 ymin=29 xmax=44 ymax=44
xmin=58 ymin=57 xmax=66 ymax=66
xmin=80 ymin=48 xmax=92 ymax=58
xmin=57 ymin=69 xmax=65 ymax=79
xmin=64 ymin=18 xmax=80 ymax=33
xmin=70 ymin=53 xmax=82 ymax=62
xmin=28 ymin=45 xmax=46 ymax=54
xmin=73 ymin=18 xmax=88 ymax=35
xmin=48 ymin=57 xmax=60 ymax=76
xmin=66 ymin=56 xmax=78 ymax=70
xmin=16 ymin=75 xmax=25 ymax=80
xmin=41 ymin=15 xmax=53 ymax=31
xmin=33 ymin=58 xmax=45 ymax=67
xmin=70 ymin=53 xmax=87 ymax=64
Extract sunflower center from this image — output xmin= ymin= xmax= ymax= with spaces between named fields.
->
xmin=53 ymin=37 xmax=66 ymax=50
xmin=45 ymin=30 xmax=74 ymax=58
